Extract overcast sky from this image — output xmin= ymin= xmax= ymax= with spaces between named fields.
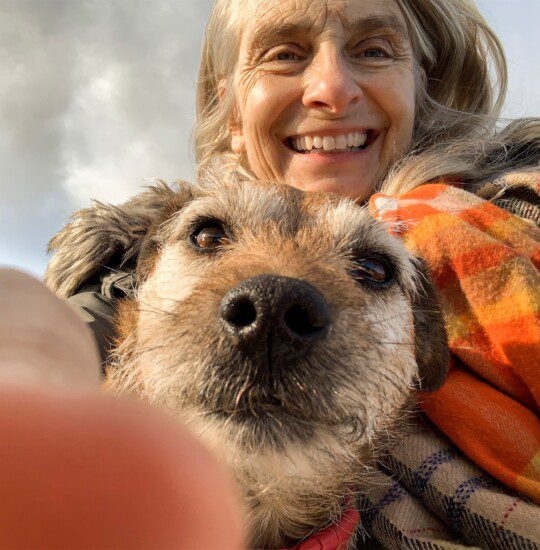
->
xmin=1 ymin=0 xmax=539 ymax=276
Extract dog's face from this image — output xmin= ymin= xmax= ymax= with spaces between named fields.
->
xmin=129 ymin=183 xmax=421 ymax=446
xmin=46 ymin=178 xmax=448 ymax=547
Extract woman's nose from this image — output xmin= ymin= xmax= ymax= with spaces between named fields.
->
xmin=303 ymin=46 xmax=363 ymax=114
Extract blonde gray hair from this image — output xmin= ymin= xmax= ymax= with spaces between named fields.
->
xmin=195 ymin=0 xmax=539 ymax=194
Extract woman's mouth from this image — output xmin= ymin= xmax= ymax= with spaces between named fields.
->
xmin=286 ymin=130 xmax=378 ymax=154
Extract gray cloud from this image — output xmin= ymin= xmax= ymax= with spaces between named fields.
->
xmin=0 ymin=0 xmax=538 ymax=276
xmin=0 ymin=0 xmax=213 ymax=274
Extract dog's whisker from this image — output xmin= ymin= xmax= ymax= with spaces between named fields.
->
xmin=234 ymin=380 xmax=253 ymax=410
xmin=135 ymin=305 xmax=178 ymax=318
xmin=129 ymin=344 xmax=170 ymax=354
xmin=342 ymin=309 xmax=411 ymax=325
xmin=371 ymin=341 xmax=412 ymax=346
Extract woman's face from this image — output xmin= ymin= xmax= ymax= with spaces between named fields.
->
xmin=229 ymin=0 xmax=416 ymax=201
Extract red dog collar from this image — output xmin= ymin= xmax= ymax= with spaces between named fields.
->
xmin=284 ymin=505 xmax=359 ymax=550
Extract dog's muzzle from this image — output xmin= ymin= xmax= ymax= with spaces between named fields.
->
xmin=220 ymin=275 xmax=330 ymax=368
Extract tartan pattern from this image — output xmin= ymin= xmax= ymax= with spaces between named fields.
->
xmin=358 ymin=419 xmax=540 ymax=549
xmin=357 ymin=465 xmax=467 ymax=549
xmin=369 ymin=182 xmax=540 ymax=504
xmin=470 ymin=169 xmax=540 ymax=226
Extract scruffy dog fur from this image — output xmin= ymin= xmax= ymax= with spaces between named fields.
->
xmin=46 ymin=178 xmax=449 ymax=548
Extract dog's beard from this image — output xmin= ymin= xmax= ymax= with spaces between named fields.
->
xmin=108 ymin=293 xmax=416 ymax=451
xmin=109 ymin=338 xmax=414 ymax=486
xmin=112 ymin=345 xmax=363 ymax=451
xmin=111 ymin=350 xmax=414 ymax=549
xmin=107 ymin=297 xmax=417 ymax=548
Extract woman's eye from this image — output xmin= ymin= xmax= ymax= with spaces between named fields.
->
xmin=352 ymin=38 xmax=393 ymax=60
xmin=351 ymin=257 xmax=393 ymax=285
xmin=191 ymin=224 xmax=229 ymax=251
xmin=276 ymin=51 xmax=300 ymax=61
xmin=362 ymin=48 xmax=387 ymax=58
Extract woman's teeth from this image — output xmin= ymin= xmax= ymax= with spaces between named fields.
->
xmin=292 ymin=132 xmax=368 ymax=153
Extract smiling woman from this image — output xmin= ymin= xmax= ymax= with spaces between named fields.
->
xmin=234 ymin=3 xmax=417 ymax=199
xmin=240 ymin=7 xmax=413 ymax=195
xmin=196 ymin=0 xmax=537 ymax=202
xmin=199 ymin=0 xmax=417 ymax=199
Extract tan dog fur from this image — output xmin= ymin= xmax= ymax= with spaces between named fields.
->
xmin=46 ymin=178 xmax=449 ymax=548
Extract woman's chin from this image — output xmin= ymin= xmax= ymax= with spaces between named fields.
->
xmin=281 ymin=141 xmax=383 ymax=201
xmin=287 ymin=170 xmax=378 ymax=202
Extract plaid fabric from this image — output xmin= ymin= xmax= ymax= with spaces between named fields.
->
xmin=369 ymin=181 xmax=540 ymax=505
xmin=359 ymin=419 xmax=540 ymax=549
xmin=291 ymin=179 xmax=540 ymax=549
xmin=468 ymin=170 xmax=540 ymax=226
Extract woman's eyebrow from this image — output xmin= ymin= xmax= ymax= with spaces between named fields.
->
xmin=247 ymin=22 xmax=312 ymax=50
xmin=245 ymin=14 xmax=408 ymax=52
xmin=345 ymin=15 xmax=409 ymax=39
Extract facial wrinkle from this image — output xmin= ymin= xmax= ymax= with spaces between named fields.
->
xmin=231 ymin=0 xmax=417 ymax=199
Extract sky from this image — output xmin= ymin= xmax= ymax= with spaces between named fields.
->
xmin=1 ymin=0 xmax=539 ymax=277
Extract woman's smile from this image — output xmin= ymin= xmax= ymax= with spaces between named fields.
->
xmin=286 ymin=129 xmax=372 ymax=153
xmin=283 ymin=128 xmax=381 ymax=169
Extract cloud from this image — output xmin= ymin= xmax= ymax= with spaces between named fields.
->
xmin=0 ymin=0 xmax=538 ymax=276
xmin=0 ymin=0 xmax=213 ymax=274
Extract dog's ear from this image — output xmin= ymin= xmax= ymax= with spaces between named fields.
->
xmin=411 ymin=258 xmax=450 ymax=391
xmin=45 ymin=181 xmax=194 ymax=298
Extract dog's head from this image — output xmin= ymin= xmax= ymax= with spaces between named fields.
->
xmin=47 ymin=178 xmax=449 ymax=546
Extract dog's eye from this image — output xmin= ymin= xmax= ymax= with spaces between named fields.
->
xmin=351 ymin=257 xmax=393 ymax=285
xmin=191 ymin=223 xmax=229 ymax=251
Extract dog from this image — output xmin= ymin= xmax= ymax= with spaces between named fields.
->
xmin=46 ymin=177 xmax=449 ymax=548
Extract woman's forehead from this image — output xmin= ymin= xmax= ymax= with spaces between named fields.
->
xmin=240 ymin=0 xmax=408 ymax=42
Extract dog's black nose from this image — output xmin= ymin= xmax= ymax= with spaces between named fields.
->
xmin=220 ymin=275 xmax=330 ymax=363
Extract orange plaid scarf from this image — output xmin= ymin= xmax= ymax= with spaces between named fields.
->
xmin=369 ymin=181 xmax=540 ymax=503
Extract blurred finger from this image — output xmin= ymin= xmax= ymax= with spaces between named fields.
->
xmin=0 ymin=268 xmax=100 ymax=390
xmin=0 ymin=386 xmax=245 ymax=549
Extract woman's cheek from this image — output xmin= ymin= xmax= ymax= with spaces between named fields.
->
xmin=248 ymin=122 xmax=281 ymax=181
xmin=240 ymin=76 xmax=294 ymax=182
xmin=383 ymin=71 xmax=415 ymax=141
xmin=367 ymin=71 xmax=415 ymax=164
